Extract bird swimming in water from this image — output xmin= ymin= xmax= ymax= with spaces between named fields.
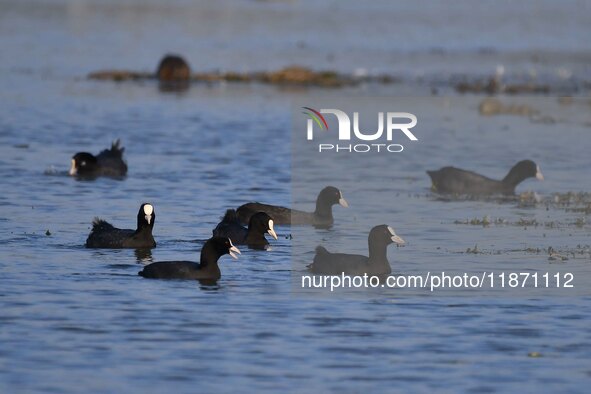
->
xmin=236 ymin=186 xmax=348 ymax=227
xmin=307 ymin=225 xmax=405 ymax=276
xmin=427 ymin=160 xmax=543 ymax=195
xmin=85 ymin=203 xmax=156 ymax=249
xmin=69 ymin=139 xmax=128 ymax=178
xmin=138 ymin=237 xmax=240 ymax=281
xmin=213 ymin=210 xmax=277 ymax=250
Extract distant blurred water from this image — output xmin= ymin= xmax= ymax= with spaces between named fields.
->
xmin=1 ymin=1 xmax=591 ymax=393
xmin=1 ymin=0 xmax=591 ymax=85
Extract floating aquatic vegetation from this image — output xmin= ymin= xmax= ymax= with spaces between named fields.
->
xmin=456 ymin=77 xmax=550 ymax=95
xmin=455 ymin=245 xmax=591 ymax=260
xmin=87 ymin=70 xmax=152 ymax=81
xmin=547 ymin=247 xmax=569 ymax=262
xmin=452 ymin=216 xmax=588 ymax=230
xmin=454 ymin=216 xmax=505 ymax=227
xmin=478 ymin=97 xmax=539 ymax=116
xmin=88 ymin=65 xmax=400 ymax=88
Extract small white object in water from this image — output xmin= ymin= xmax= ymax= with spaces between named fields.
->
xmin=557 ymin=67 xmax=572 ymax=79
xmin=495 ymin=64 xmax=505 ymax=78
xmin=353 ymin=68 xmax=368 ymax=78
xmin=44 ymin=165 xmax=58 ymax=175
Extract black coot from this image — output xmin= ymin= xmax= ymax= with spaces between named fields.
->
xmin=86 ymin=203 xmax=156 ymax=248
xmin=156 ymin=54 xmax=191 ymax=81
xmin=307 ymin=225 xmax=405 ymax=276
xmin=212 ymin=210 xmax=278 ymax=250
xmin=236 ymin=186 xmax=348 ymax=227
xmin=427 ymin=160 xmax=543 ymax=195
xmin=138 ymin=237 xmax=240 ymax=280
xmin=69 ymin=139 xmax=128 ymax=178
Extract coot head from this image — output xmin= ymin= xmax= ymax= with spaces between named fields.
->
xmin=318 ymin=186 xmax=349 ymax=208
xmin=138 ymin=203 xmax=155 ymax=229
xmin=370 ymin=225 xmax=406 ymax=246
xmin=209 ymin=237 xmax=241 ymax=259
xmin=69 ymin=152 xmax=98 ymax=176
xmin=156 ymin=54 xmax=191 ymax=81
xmin=503 ymin=160 xmax=544 ymax=186
xmin=249 ymin=212 xmax=278 ymax=240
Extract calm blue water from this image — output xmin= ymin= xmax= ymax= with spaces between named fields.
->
xmin=1 ymin=1 xmax=591 ymax=393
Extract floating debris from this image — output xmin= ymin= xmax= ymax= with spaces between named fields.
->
xmin=478 ymin=97 xmax=539 ymax=117
xmin=452 ymin=215 xmax=587 ymax=230
xmin=529 ymin=114 xmax=556 ymax=124
xmin=516 ymin=218 xmax=538 ymax=228
xmin=548 ymin=247 xmax=569 ymax=262
xmin=88 ymin=61 xmax=402 ymax=88
xmin=456 ymin=76 xmax=550 ymax=95
xmin=43 ymin=166 xmax=60 ymax=175
xmin=455 ymin=216 xmax=490 ymax=226
xmin=518 ymin=191 xmax=542 ymax=205
xmin=87 ymin=70 xmax=152 ymax=81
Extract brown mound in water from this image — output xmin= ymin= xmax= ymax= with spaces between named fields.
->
xmin=261 ymin=66 xmax=344 ymax=87
xmin=156 ymin=54 xmax=191 ymax=81
xmin=195 ymin=66 xmax=351 ymax=87
xmin=478 ymin=98 xmax=539 ymax=116
xmin=87 ymin=64 xmax=355 ymax=87
xmin=87 ymin=70 xmax=152 ymax=81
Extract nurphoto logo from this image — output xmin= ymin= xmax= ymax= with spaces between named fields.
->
xmin=303 ymin=107 xmax=418 ymax=153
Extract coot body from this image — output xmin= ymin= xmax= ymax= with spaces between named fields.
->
xmin=213 ymin=210 xmax=277 ymax=249
xmin=427 ymin=160 xmax=543 ymax=195
xmin=70 ymin=139 xmax=128 ymax=178
xmin=86 ymin=203 xmax=155 ymax=248
xmin=236 ymin=186 xmax=348 ymax=227
xmin=138 ymin=237 xmax=240 ymax=280
xmin=308 ymin=225 xmax=405 ymax=276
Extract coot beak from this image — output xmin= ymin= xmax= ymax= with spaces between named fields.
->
xmin=143 ymin=204 xmax=154 ymax=225
xmin=228 ymin=240 xmax=241 ymax=259
xmin=69 ymin=159 xmax=77 ymax=176
xmin=387 ymin=226 xmax=405 ymax=245
xmin=338 ymin=191 xmax=349 ymax=208
xmin=267 ymin=220 xmax=278 ymax=240
xmin=390 ymin=234 xmax=405 ymax=245
xmin=536 ymin=165 xmax=544 ymax=181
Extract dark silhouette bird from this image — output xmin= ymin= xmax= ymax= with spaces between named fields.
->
xmin=236 ymin=186 xmax=348 ymax=227
xmin=86 ymin=203 xmax=156 ymax=248
xmin=69 ymin=139 xmax=128 ymax=178
xmin=308 ymin=225 xmax=405 ymax=276
xmin=138 ymin=237 xmax=240 ymax=281
xmin=427 ymin=160 xmax=543 ymax=195
xmin=213 ymin=210 xmax=277 ymax=250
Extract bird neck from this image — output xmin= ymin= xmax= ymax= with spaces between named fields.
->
xmin=199 ymin=242 xmax=221 ymax=270
xmin=134 ymin=221 xmax=154 ymax=238
xmin=314 ymin=196 xmax=333 ymax=219
xmin=245 ymin=229 xmax=268 ymax=246
xmin=502 ymin=167 xmax=528 ymax=186
xmin=368 ymin=239 xmax=388 ymax=262
xmin=137 ymin=217 xmax=154 ymax=232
